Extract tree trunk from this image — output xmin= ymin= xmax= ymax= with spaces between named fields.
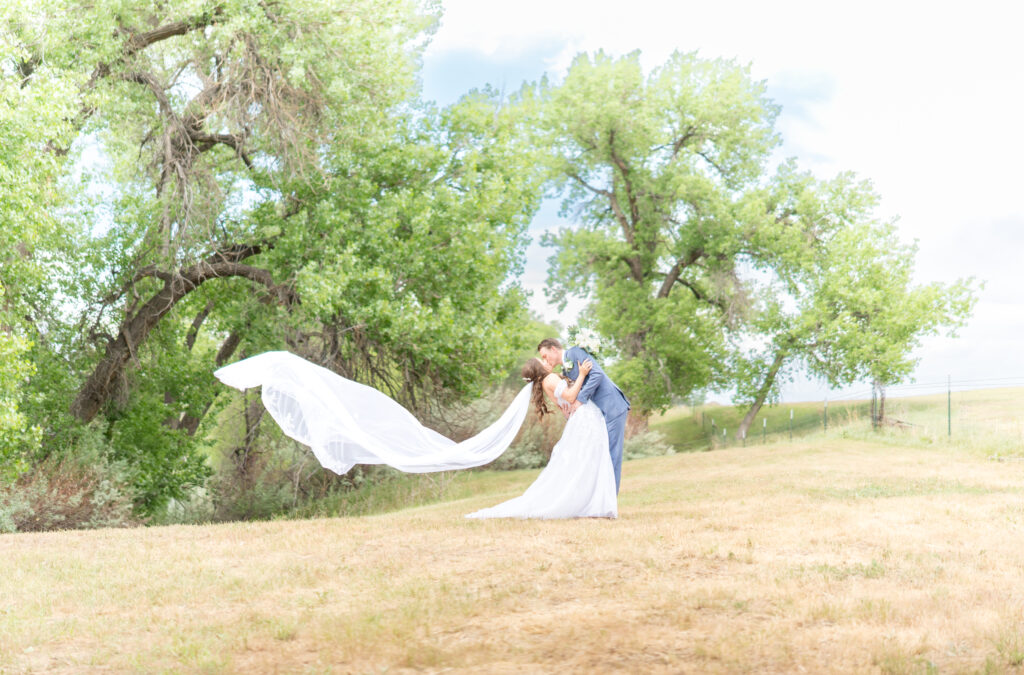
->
xmin=625 ymin=410 xmax=648 ymax=438
xmin=878 ymin=382 xmax=886 ymax=424
xmin=232 ymin=389 xmax=266 ymax=488
xmin=871 ymin=380 xmax=888 ymax=426
xmin=69 ymin=244 xmax=290 ymax=422
xmin=736 ymin=349 xmax=787 ymax=440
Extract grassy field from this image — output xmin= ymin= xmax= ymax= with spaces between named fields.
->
xmin=4 ymin=390 xmax=1024 ymax=673
xmin=648 ymin=397 xmax=865 ymax=451
xmin=650 ymin=386 xmax=1024 ymax=454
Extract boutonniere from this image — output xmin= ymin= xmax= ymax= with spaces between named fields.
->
xmin=562 ymin=358 xmax=574 ymax=372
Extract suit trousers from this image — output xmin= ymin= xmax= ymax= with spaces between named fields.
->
xmin=605 ymin=410 xmax=628 ymax=494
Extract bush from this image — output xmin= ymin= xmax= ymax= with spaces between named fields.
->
xmin=0 ymin=329 xmax=40 ymax=480
xmin=160 ymin=435 xmax=469 ymax=524
xmin=623 ymin=428 xmax=675 ymax=460
xmin=0 ymin=452 xmax=137 ymax=533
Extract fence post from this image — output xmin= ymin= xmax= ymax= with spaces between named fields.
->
xmin=789 ymin=409 xmax=793 ymax=441
xmin=947 ymin=375 xmax=951 ymax=438
xmin=763 ymin=417 xmax=767 ymax=444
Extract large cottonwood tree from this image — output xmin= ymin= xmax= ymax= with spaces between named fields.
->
xmin=4 ymin=0 xmax=544 ymax=511
xmin=540 ymin=50 xmax=782 ymax=413
xmin=538 ymin=51 xmax=975 ymax=417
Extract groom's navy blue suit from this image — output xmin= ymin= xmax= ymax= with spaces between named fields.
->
xmin=564 ymin=346 xmax=630 ymax=493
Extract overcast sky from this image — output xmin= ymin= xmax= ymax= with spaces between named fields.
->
xmin=420 ymin=0 xmax=1024 ymax=402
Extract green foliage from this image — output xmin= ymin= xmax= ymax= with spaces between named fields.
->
xmin=0 ymin=326 xmax=38 ymax=478
xmin=0 ymin=431 xmax=137 ymax=533
xmin=2 ymin=0 xmax=543 ymax=524
xmin=536 ymin=51 xmax=781 ymax=413
xmin=1 ymin=7 xmax=82 ymax=476
xmin=731 ymin=172 xmax=976 ymax=420
xmin=286 ymin=87 xmax=545 ymax=403
xmin=534 ymin=50 xmax=976 ymax=417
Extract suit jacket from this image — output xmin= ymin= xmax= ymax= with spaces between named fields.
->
xmin=563 ymin=346 xmax=630 ymax=420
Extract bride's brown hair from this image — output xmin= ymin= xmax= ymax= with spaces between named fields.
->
xmin=521 ymin=359 xmax=551 ymax=420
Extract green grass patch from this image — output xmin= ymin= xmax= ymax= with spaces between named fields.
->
xmin=650 ymin=398 xmax=868 ymax=451
xmin=650 ymin=387 xmax=1024 ymax=456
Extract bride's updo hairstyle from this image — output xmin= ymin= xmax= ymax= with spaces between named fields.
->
xmin=521 ymin=358 xmax=551 ymax=420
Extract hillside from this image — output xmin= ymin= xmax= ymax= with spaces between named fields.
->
xmin=5 ymin=397 xmax=1024 ymax=672
xmin=650 ymin=386 xmax=1024 ymax=454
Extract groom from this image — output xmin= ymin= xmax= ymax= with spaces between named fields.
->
xmin=537 ymin=338 xmax=630 ymax=493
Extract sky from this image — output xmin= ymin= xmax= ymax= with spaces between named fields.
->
xmin=419 ymin=0 xmax=1024 ymax=402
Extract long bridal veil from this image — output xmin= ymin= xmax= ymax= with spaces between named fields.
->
xmin=214 ymin=351 xmax=532 ymax=475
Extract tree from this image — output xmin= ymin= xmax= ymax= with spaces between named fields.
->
xmin=536 ymin=50 xmax=976 ymax=424
xmin=0 ymin=16 xmax=79 ymax=476
xmin=730 ymin=167 xmax=976 ymax=438
xmin=538 ymin=50 xmax=782 ymax=414
xmin=5 ymin=0 xmax=545 ymax=513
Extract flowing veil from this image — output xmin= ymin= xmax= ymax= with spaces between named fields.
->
xmin=214 ymin=351 xmax=532 ymax=475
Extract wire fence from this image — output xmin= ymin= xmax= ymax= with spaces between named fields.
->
xmin=653 ymin=376 xmax=1024 ymax=455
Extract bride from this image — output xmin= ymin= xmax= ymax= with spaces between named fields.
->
xmin=214 ymin=351 xmax=616 ymax=519
xmin=465 ymin=356 xmax=616 ymax=519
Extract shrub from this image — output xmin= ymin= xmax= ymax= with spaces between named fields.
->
xmin=0 ymin=452 xmax=137 ymax=533
xmin=623 ymin=428 xmax=675 ymax=460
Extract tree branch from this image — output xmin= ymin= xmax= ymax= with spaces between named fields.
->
xmin=184 ymin=300 xmax=215 ymax=351
xmin=123 ymin=14 xmax=220 ymax=57
xmin=70 ymin=241 xmax=293 ymax=422
xmin=673 ymin=277 xmax=726 ymax=311
xmin=566 ymin=170 xmax=644 ymax=281
xmin=657 ymin=247 xmax=705 ymax=299
xmin=608 ymin=130 xmax=640 ymax=228
xmin=44 ymin=8 xmax=225 ymax=155
xmin=194 ymin=132 xmax=254 ymax=169
xmin=123 ymin=71 xmax=176 ymax=118
xmin=671 ymin=127 xmax=698 ymax=160
xmin=697 ymin=150 xmax=726 ymax=177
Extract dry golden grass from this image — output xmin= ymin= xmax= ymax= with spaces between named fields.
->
xmin=5 ymin=427 xmax=1024 ymax=673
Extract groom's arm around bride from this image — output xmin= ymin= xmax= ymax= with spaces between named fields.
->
xmin=565 ymin=345 xmax=604 ymax=406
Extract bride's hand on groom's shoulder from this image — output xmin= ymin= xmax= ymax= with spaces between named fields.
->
xmin=578 ymin=359 xmax=593 ymax=377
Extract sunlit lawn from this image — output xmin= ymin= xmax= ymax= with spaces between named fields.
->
xmin=4 ymin=389 xmax=1024 ymax=672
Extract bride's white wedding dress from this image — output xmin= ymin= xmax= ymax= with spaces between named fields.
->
xmin=466 ymin=380 xmax=617 ymax=519
xmin=214 ymin=351 xmax=617 ymax=519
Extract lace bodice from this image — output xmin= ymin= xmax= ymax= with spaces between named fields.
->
xmin=553 ymin=379 xmax=573 ymax=418
xmin=554 ymin=379 xmax=569 ymax=406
